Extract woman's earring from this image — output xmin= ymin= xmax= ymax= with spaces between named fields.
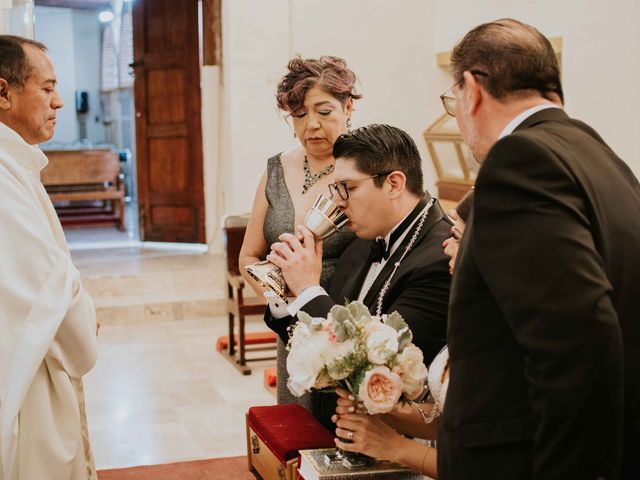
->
xmin=346 ymin=118 xmax=352 ymax=131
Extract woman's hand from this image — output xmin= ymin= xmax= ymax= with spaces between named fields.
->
xmin=443 ymin=208 xmax=467 ymax=275
xmin=442 ymin=236 xmax=460 ymax=275
xmin=334 ymin=413 xmax=406 ymax=463
xmin=332 ymin=387 xmax=366 ymax=419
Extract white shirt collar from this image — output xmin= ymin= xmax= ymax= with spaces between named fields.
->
xmin=498 ymin=104 xmax=561 ymax=139
xmin=376 ymin=201 xmax=429 ymax=258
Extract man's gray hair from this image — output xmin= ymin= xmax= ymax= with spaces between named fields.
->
xmin=450 ymin=18 xmax=563 ymax=104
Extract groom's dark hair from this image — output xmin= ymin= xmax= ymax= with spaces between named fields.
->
xmin=333 ymin=124 xmax=424 ymax=196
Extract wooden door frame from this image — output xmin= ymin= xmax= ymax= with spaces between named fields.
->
xmin=132 ymin=0 xmax=223 ymax=244
xmin=202 ymin=0 xmax=222 ymax=68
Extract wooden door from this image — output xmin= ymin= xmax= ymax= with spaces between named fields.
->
xmin=132 ymin=0 xmax=205 ymax=243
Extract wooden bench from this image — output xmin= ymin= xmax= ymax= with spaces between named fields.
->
xmin=41 ymin=149 xmax=126 ymax=230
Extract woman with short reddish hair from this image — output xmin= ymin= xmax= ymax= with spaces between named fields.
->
xmin=239 ymin=55 xmax=360 ymax=420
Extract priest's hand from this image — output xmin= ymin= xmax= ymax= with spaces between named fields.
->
xmin=267 ymin=225 xmax=323 ymax=296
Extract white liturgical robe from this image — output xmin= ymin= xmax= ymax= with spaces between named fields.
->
xmin=0 ymin=122 xmax=98 ymax=480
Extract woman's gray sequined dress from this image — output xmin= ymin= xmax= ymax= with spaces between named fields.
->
xmin=263 ymin=154 xmax=355 ymax=410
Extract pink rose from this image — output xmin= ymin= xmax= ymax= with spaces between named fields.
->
xmin=358 ymin=366 xmax=403 ymax=414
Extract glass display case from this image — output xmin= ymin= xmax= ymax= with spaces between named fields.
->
xmin=423 ymin=113 xmax=476 ymax=202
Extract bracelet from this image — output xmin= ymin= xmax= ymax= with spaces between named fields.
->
xmin=420 ymin=445 xmax=432 ymax=475
xmin=411 ymin=400 xmax=440 ymax=424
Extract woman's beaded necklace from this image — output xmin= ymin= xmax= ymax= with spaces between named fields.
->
xmin=302 ymin=155 xmax=334 ymax=195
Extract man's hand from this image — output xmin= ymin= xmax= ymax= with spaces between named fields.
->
xmin=267 ymin=225 xmax=323 ymax=296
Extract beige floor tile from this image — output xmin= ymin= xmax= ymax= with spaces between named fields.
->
xmin=75 ymin=247 xmax=278 ymax=469
xmin=72 ymin=248 xmax=275 ymax=469
xmin=84 ymin=317 xmax=276 ymax=469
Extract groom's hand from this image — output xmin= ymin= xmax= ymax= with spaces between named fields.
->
xmin=267 ymin=225 xmax=323 ymax=296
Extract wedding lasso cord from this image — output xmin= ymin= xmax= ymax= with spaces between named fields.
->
xmin=375 ymin=198 xmax=434 ymax=317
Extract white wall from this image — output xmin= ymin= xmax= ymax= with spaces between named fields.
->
xmin=291 ymin=0 xmax=441 ymax=197
xmin=72 ymin=9 xmax=104 ymax=142
xmin=34 ymin=6 xmax=77 ymax=143
xmin=201 ymin=65 xmax=222 ymax=247
xmin=34 ymin=6 xmax=105 ymax=144
xmin=207 ymin=0 xmax=640 ymax=248
xmin=220 ymin=0 xmax=292 ymax=218
xmin=219 ymin=0 xmax=442 ymax=222
xmin=434 ymin=0 xmax=640 ymax=177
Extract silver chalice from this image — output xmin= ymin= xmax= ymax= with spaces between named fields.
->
xmin=245 ymin=194 xmax=348 ymax=303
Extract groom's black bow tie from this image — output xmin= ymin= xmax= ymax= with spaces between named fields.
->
xmin=369 ymin=238 xmax=389 ymax=263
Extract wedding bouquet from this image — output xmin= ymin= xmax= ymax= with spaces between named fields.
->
xmin=286 ymin=301 xmax=428 ymax=414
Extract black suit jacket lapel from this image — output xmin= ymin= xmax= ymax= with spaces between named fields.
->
xmin=362 ymin=200 xmax=445 ymax=308
xmin=329 ymin=239 xmax=372 ymax=304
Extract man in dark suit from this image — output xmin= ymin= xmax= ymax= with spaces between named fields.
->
xmin=438 ymin=19 xmax=640 ymax=480
xmin=264 ymin=124 xmax=452 ymax=425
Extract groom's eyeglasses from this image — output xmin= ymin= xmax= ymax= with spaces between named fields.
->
xmin=328 ymin=171 xmax=394 ymax=201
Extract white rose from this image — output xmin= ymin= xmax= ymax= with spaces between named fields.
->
xmin=358 ymin=366 xmax=403 ymax=414
xmin=366 ymin=322 xmax=399 ymax=365
xmin=396 ymin=344 xmax=428 ymax=396
xmin=288 ymin=321 xmax=312 ymax=349
xmin=286 ymin=329 xmax=331 ymax=396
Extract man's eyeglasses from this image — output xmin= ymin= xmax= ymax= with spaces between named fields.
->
xmin=439 ymin=70 xmax=489 ymax=117
xmin=328 ymin=171 xmax=394 ymax=200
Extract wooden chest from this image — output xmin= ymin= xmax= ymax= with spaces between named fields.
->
xmin=246 ymin=404 xmax=334 ymax=480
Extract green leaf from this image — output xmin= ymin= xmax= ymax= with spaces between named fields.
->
xmin=327 ymin=356 xmax=354 ymax=380
xmin=347 ymin=365 xmax=369 ymax=397
xmin=297 ymin=310 xmax=313 ymax=327
xmin=347 ymin=301 xmax=371 ymax=323
xmin=327 ymin=347 xmax=368 ymax=381
xmin=330 ymin=304 xmax=352 ymax=341
xmin=398 ymin=328 xmax=412 ymax=351
xmin=384 ymin=311 xmax=407 ymax=331
xmin=385 ymin=311 xmax=412 ymax=350
xmin=330 ymin=304 xmax=351 ymax=323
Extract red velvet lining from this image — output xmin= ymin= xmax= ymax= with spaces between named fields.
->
xmin=248 ymin=405 xmax=335 ymax=463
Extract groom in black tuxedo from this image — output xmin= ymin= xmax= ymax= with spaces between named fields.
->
xmin=264 ymin=124 xmax=452 ymax=424
xmin=438 ymin=19 xmax=640 ymax=480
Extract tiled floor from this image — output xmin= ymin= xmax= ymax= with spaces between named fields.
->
xmin=74 ymin=246 xmax=277 ymax=470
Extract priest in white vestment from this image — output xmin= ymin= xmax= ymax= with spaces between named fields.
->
xmin=0 ymin=35 xmax=98 ymax=480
